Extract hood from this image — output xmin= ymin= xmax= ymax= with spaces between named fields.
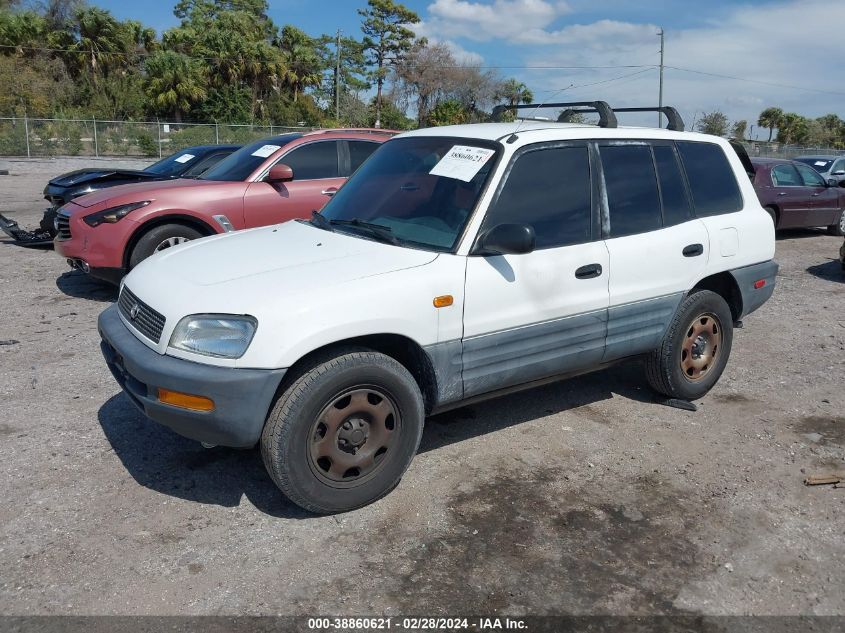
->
xmin=135 ymin=220 xmax=438 ymax=290
xmin=123 ymin=220 xmax=440 ymax=335
xmin=48 ymin=168 xmax=158 ymax=188
xmin=69 ymin=178 xmax=228 ymax=208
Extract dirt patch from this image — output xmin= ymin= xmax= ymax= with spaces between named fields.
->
xmin=328 ymin=468 xmax=706 ymax=616
xmin=793 ymin=416 xmax=845 ymax=447
xmin=713 ymin=393 xmax=754 ymax=404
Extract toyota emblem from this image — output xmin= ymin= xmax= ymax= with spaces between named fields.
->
xmin=129 ymin=304 xmax=140 ymax=320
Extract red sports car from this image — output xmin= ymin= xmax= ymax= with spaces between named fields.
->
xmin=54 ymin=129 xmax=394 ymax=283
xmin=751 ymin=157 xmax=845 ymax=235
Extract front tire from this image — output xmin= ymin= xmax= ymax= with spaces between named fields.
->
xmin=261 ymin=349 xmax=424 ymax=514
xmin=128 ymin=223 xmax=203 ymax=269
xmin=646 ymin=290 xmax=734 ymax=401
xmin=827 ymin=210 xmax=845 ymax=237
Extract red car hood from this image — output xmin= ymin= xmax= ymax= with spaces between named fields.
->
xmin=70 ymin=178 xmax=233 ymax=208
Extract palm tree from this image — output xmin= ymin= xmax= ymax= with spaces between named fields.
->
xmin=757 ymin=107 xmax=783 ymax=143
xmin=144 ymin=50 xmax=207 ymax=122
xmin=498 ymin=78 xmax=533 ymax=108
xmin=71 ymin=7 xmax=126 ymax=84
xmin=278 ymin=25 xmax=323 ymax=102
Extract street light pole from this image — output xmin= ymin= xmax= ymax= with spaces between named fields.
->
xmin=658 ymin=27 xmax=665 ymax=128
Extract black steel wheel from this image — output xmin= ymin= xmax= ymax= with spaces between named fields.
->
xmin=261 ymin=349 xmax=424 ymax=514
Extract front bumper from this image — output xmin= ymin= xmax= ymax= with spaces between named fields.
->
xmin=98 ymin=305 xmax=286 ymax=447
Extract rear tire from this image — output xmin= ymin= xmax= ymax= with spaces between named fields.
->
xmin=765 ymin=206 xmax=779 ymax=230
xmin=128 ymin=223 xmax=203 ymax=269
xmin=827 ymin=210 xmax=845 ymax=237
xmin=261 ymin=349 xmax=424 ymax=514
xmin=646 ymin=290 xmax=734 ymax=401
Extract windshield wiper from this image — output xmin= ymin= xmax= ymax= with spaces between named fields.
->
xmin=310 ymin=210 xmax=334 ymax=232
xmin=330 ymin=218 xmax=398 ymax=245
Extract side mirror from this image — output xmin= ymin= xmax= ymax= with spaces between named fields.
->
xmin=474 ymin=223 xmax=535 ymax=255
xmin=267 ymin=164 xmax=294 ymax=183
xmin=828 ymin=178 xmax=838 ymax=187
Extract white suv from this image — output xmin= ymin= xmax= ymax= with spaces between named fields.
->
xmin=98 ymin=103 xmax=777 ymax=513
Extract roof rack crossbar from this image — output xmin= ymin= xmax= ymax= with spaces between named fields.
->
xmin=491 ymin=101 xmax=617 ymax=128
xmin=612 ymin=107 xmax=685 ymax=131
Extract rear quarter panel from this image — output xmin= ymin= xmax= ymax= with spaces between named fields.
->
xmin=700 ymin=142 xmax=776 ymax=277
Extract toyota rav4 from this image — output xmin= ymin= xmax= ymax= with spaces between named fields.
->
xmin=98 ymin=103 xmax=778 ymax=514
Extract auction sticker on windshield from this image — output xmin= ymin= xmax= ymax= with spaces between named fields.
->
xmin=429 ymin=145 xmax=496 ymax=182
xmin=251 ymin=144 xmax=281 ymax=158
xmin=174 ymin=154 xmax=195 ymax=163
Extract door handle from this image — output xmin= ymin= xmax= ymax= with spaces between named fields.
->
xmin=321 ymin=188 xmax=337 ymax=197
xmin=400 ymin=183 xmax=420 ymax=192
xmin=683 ymin=243 xmax=704 ymax=257
xmin=811 ymin=193 xmax=821 ymax=197
xmin=575 ymin=263 xmax=603 ymax=279
xmin=777 ymin=192 xmax=787 ymax=196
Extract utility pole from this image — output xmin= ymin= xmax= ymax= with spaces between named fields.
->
xmin=658 ymin=28 xmax=665 ymax=128
xmin=335 ymin=29 xmax=341 ymax=123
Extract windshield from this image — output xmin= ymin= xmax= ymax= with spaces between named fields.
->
xmin=144 ymin=150 xmax=205 ymax=177
xmin=200 ymin=134 xmax=301 ymax=181
xmin=794 ymin=157 xmax=834 ymax=173
xmin=319 ymin=136 xmax=500 ymax=252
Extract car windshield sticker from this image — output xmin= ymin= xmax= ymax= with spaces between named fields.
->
xmin=251 ymin=144 xmax=281 ymax=158
xmin=174 ymin=153 xmax=195 ymax=163
xmin=429 ymin=145 xmax=496 ymax=182
xmin=815 ymin=160 xmax=829 ymax=166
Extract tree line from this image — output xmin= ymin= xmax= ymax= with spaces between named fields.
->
xmin=0 ymin=0 xmax=532 ymax=128
xmin=695 ymin=108 xmax=844 ymax=147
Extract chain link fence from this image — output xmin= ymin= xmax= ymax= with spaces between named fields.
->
xmin=0 ymin=117 xmax=316 ymax=158
xmin=2 ymin=115 xmax=844 ymax=161
xmin=741 ymin=142 xmax=845 ymax=160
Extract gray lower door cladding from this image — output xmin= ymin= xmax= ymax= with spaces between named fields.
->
xmin=461 ymin=309 xmax=608 ymax=399
xmin=423 ymin=339 xmax=465 ymax=406
xmin=601 ymin=293 xmax=684 ymax=362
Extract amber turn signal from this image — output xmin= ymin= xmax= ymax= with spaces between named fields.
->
xmin=433 ymin=295 xmax=454 ymax=308
xmin=157 ymin=388 xmax=215 ymax=412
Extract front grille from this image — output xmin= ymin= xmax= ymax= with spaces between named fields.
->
xmin=55 ymin=213 xmax=72 ymax=240
xmin=118 ymin=286 xmax=166 ymax=344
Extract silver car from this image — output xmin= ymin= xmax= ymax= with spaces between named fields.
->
xmin=794 ymin=155 xmax=845 ymax=185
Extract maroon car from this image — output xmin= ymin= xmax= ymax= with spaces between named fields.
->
xmin=751 ymin=158 xmax=845 ymax=235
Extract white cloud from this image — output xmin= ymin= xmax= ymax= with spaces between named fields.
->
xmin=415 ymin=0 xmax=571 ymax=42
xmin=416 ymin=0 xmax=845 ymax=132
xmin=440 ymin=40 xmax=485 ymax=65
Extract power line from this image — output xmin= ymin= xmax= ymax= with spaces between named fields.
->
xmin=665 ymin=65 xmax=845 ymax=97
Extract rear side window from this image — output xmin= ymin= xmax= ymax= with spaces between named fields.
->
xmin=281 ymin=141 xmax=340 ymax=180
xmin=349 ymin=141 xmax=379 ymax=173
xmin=484 ymin=145 xmax=592 ymax=249
xmin=600 ymin=144 xmax=661 ymax=238
xmin=771 ymin=164 xmax=801 ymax=187
xmin=676 ymin=141 xmax=742 ymax=216
xmin=653 ymin=145 xmax=693 ymax=226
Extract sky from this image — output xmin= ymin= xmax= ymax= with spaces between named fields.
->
xmin=95 ymin=0 xmax=845 ymax=136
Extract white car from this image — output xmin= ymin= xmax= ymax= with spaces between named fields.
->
xmin=98 ymin=104 xmax=778 ymax=513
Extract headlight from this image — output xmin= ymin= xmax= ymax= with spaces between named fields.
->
xmin=169 ymin=314 xmax=258 ymax=359
xmin=83 ymin=200 xmax=150 ymax=227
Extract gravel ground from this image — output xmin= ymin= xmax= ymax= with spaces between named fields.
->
xmin=0 ymin=156 xmax=843 ymax=618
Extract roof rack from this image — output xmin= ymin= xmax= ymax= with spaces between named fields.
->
xmin=613 ymin=107 xmax=685 ymax=132
xmin=491 ymin=101 xmax=686 ymax=132
xmin=492 ymin=101 xmax=616 ymax=128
